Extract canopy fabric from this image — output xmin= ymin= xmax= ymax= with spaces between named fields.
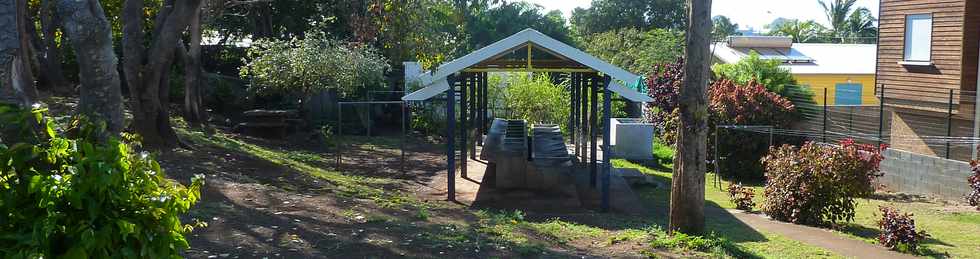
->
xmin=402 ymin=29 xmax=652 ymax=102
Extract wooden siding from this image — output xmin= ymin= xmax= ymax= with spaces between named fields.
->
xmin=876 ymin=0 xmax=976 ymax=105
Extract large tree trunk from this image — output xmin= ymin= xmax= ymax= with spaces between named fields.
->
xmin=0 ymin=0 xmax=38 ymax=107
xmin=35 ymin=0 xmax=70 ymax=93
xmin=123 ymin=0 xmax=202 ymax=149
xmin=180 ymin=8 xmax=207 ymax=128
xmin=669 ymin=0 xmax=711 ymax=235
xmin=55 ymin=0 xmax=124 ymax=133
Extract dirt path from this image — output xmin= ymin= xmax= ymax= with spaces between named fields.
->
xmin=718 ymin=208 xmax=917 ymax=259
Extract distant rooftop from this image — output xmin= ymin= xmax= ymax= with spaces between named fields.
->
xmin=713 ymin=36 xmax=877 ymax=75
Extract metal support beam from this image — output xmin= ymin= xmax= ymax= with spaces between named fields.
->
xmin=446 ymin=75 xmax=457 ymax=201
xmin=590 ymin=74 xmax=599 ymax=188
xmin=461 ymin=74 xmax=469 ymax=178
xmin=946 ymin=89 xmax=954 ymax=159
xmin=878 ymin=84 xmax=886 ymax=146
xmin=601 ymin=75 xmax=612 ymax=212
xmin=470 ymin=73 xmax=478 ymax=160
xmin=570 ymin=73 xmax=578 ymax=156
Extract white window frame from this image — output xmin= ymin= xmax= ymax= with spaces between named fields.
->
xmin=903 ymin=14 xmax=933 ymax=64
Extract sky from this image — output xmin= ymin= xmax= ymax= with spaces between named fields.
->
xmin=520 ymin=0 xmax=880 ymax=32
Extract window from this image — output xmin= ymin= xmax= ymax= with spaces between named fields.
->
xmin=904 ymin=14 xmax=933 ymax=62
xmin=835 ymin=83 xmax=863 ymax=106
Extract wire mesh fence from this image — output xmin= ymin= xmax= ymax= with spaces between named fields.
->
xmin=729 ymin=84 xmax=980 ymax=161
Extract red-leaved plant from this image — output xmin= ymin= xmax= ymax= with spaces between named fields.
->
xmin=644 ymin=59 xmax=684 ymax=145
xmin=727 ymin=182 xmax=756 ymax=211
xmin=877 ymin=206 xmax=929 ymax=253
xmin=761 ymin=140 xmax=887 ymax=225
xmin=969 ymin=155 xmax=980 ymax=210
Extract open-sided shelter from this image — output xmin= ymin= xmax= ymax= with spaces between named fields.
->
xmin=402 ymin=29 xmax=651 ymax=211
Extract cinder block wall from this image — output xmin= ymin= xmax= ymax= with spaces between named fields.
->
xmin=878 ymin=149 xmax=973 ymax=200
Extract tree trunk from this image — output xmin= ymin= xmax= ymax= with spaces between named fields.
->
xmin=36 ymin=0 xmax=70 ymax=93
xmin=180 ymin=7 xmax=207 ymax=128
xmin=669 ymin=0 xmax=711 ymax=235
xmin=122 ymin=0 xmax=202 ymax=149
xmin=55 ymin=0 xmax=124 ymax=133
xmin=0 ymin=0 xmax=38 ymax=107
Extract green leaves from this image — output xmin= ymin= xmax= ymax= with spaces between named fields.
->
xmin=0 ymin=107 xmax=203 ymax=258
xmin=240 ymin=32 xmax=390 ymax=99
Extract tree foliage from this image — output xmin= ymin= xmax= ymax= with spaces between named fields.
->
xmin=582 ymin=28 xmax=683 ymax=74
xmin=240 ymin=31 xmax=390 ymax=99
xmin=712 ymin=52 xmax=798 ymax=96
xmin=765 ymin=19 xmax=828 ymax=43
xmin=0 ymin=105 xmax=203 ymax=258
xmin=712 ymin=15 xmax=740 ymax=41
xmin=570 ymin=0 xmax=686 ymax=36
xmin=819 ymin=0 xmax=877 ymax=44
xmin=501 ymin=73 xmax=570 ymax=131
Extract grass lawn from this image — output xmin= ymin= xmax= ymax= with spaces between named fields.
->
xmin=616 ymin=142 xmax=980 ymax=259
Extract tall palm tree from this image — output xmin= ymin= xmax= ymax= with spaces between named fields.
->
xmin=819 ymin=0 xmax=877 ymax=43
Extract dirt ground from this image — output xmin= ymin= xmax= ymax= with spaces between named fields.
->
xmin=156 ymin=128 xmax=656 ymax=259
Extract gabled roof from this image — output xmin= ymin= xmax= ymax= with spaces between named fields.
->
xmin=712 ymin=42 xmax=877 ymax=75
xmin=403 ymin=29 xmax=651 ymax=102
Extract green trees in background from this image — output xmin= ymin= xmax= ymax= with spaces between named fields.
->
xmin=766 ymin=19 xmax=828 ymax=43
xmin=240 ymin=31 xmax=390 ymax=100
xmin=582 ymin=28 xmax=684 ymax=75
xmin=712 ymin=15 xmax=740 ymax=41
xmin=570 ymin=0 xmax=686 ymax=36
xmin=819 ymin=0 xmax=878 ymax=44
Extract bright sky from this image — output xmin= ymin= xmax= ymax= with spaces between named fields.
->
xmin=520 ymin=0 xmax=880 ymax=32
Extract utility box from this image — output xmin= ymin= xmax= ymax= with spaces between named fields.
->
xmin=610 ymin=118 xmax=654 ymax=160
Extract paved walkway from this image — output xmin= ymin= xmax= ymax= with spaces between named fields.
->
xmin=717 ymin=208 xmax=918 ymax=259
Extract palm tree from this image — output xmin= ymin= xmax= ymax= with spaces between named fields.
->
xmin=819 ymin=0 xmax=877 ymax=43
xmin=766 ymin=19 xmax=827 ymax=43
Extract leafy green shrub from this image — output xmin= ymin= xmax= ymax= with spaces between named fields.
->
xmin=969 ymin=154 xmax=980 ymax=210
xmin=711 ymin=52 xmax=797 ymax=96
xmin=727 ymin=183 xmax=756 ymax=211
xmin=710 ymin=79 xmax=799 ymax=180
xmin=0 ymin=105 xmax=204 ymax=258
xmin=240 ymin=31 xmax=390 ymax=99
xmin=503 ymin=73 xmax=571 ymax=131
xmin=877 ymin=206 xmax=929 ymax=253
xmin=761 ymin=139 xmax=886 ymax=225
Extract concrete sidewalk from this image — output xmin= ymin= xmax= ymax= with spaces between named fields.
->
xmin=717 ymin=208 xmax=919 ymax=259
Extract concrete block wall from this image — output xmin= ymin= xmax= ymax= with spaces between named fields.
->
xmin=878 ymin=148 xmax=973 ymax=200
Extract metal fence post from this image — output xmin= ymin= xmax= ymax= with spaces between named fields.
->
xmin=947 ymin=89 xmax=954 ymax=159
xmin=823 ymin=88 xmax=828 ymax=143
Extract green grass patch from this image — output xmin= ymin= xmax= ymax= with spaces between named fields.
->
xmin=526 ymin=218 xmax=604 ymax=244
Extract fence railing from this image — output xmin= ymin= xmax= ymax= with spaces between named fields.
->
xmin=780 ymin=85 xmax=979 ymax=161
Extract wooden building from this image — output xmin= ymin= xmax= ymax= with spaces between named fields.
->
xmin=876 ymin=0 xmax=980 ymax=161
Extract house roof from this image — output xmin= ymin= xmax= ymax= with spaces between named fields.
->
xmin=712 ymin=42 xmax=877 ymax=75
xmin=402 ymin=29 xmax=651 ymax=102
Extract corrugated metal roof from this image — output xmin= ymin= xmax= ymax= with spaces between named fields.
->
xmin=712 ymin=43 xmax=877 ymax=75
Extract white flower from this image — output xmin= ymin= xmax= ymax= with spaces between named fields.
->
xmin=51 ymin=174 xmax=63 ymax=181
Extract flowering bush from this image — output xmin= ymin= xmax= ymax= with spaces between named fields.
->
xmin=0 ymin=105 xmax=204 ymax=258
xmin=710 ymin=79 xmax=799 ymax=179
xmin=761 ymin=140 xmax=886 ymax=225
xmin=727 ymin=182 xmax=756 ymax=211
xmin=969 ymin=157 xmax=980 ymax=209
xmin=877 ymin=207 xmax=929 ymax=253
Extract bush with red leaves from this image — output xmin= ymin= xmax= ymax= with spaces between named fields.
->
xmin=969 ymin=158 xmax=980 ymax=210
xmin=727 ymin=182 xmax=756 ymax=211
xmin=761 ymin=140 xmax=887 ymax=225
xmin=877 ymin=206 xmax=929 ymax=253
xmin=644 ymin=59 xmax=684 ymax=145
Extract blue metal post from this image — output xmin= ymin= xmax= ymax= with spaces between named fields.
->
xmin=601 ymin=75 xmax=612 ymax=212
xmin=446 ymin=75 xmax=457 ymax=201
